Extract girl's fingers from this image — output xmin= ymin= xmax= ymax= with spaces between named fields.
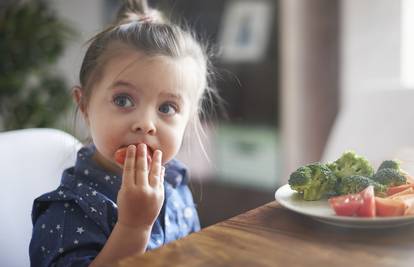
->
xmin=160 ymin=166 xmax=165 ymax=185
xmin=121 ymin=145 xmax=136 ymax=188
xmin=149 ymin=150 xmax=162 ymax=187
xmin=135 ymin=143 xmax=149 ymax=186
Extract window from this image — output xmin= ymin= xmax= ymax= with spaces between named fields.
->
xmin=401 ymin=0 xmax=414 ymax=88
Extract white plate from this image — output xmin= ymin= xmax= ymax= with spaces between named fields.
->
xmin=275 ymin=184 xmax=414 ymax=228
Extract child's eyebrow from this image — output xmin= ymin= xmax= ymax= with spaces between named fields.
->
xmin=110 ymin=80 xmax=136 ymax=90
xmin=160 ymin=92 xmax=184 ymax=104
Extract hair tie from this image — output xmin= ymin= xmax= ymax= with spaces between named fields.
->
xmin=138 ymin=14 xmax=154 ymax=23
xmin=121 ymin=10 xmax=158 ymax=25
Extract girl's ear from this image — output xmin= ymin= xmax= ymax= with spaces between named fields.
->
xmin=72 ymin=86 xmax=88 ymax=119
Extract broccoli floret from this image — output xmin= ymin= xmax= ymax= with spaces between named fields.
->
xmin=288 ymin=163 xmax=337 ymax=201
xmin=326 ymin=162 xmax=337 ymax=172
xmin=372 ymin=182 xmax=387 ymax=197
xmin=377 ymin=159 xmax=409 ymax=176
xmin=336 ymin=175 xmax=387 ymax=197
xmin=378 ymin=160 xmax=400 ymax=171
xmin=372 ymin=168 xmax=406 ymax=187
xmin=329 ymin=151 xmax=374 ymax=180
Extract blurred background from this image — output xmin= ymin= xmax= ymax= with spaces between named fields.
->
xmin=1 ymin=0 xmax=414 ymax=228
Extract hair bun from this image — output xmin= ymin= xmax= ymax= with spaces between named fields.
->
xmin=116 ymin=0 xmax=165 ymax=25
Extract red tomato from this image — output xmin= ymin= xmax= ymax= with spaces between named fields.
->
xmin=356 ymin=186 xmax=376 ymax=217
xmin=115 ymin=147 xmax=127 ymax=165
xmin=329 ymin=193 xmax=363 ymax=216
xmin=114 ymin=145 xmax=153 ymax=166
xmin=375 ymin=197 xmax=405 ymax=217
xmin=329 ymin=186 xmax=376 ymax=217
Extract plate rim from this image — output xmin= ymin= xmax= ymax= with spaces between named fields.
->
xmin=275 ymin=184 xmax=414 ymax=228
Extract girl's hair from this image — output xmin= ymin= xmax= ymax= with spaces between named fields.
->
xmin=77 ymin=0 xmax=221 ymax=156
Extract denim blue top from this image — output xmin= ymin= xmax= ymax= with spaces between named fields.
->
xmin=29 ymin=145 xmax=200 ymax=267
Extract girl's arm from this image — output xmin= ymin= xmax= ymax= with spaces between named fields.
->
xmin=90 ymin=144 xmax=165 ymax=266
xmin=89 ymin=222 xmax=151 ymax=266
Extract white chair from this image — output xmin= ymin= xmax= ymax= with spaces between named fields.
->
xmin=322 ymin=89 xmax=414 ymax=172
xmin=0 ymin=128 xmax=82 ymax=267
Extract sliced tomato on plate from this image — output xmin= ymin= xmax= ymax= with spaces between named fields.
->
xmin=328 ymin=193 xmax=363 ymax=216
xmin=356 ymin=186 xmax=375 ymax=217
xmin=329 ymin=186 xmax=375 ymax=217
xmin=375 ymin=197 xmax=405 ymax=217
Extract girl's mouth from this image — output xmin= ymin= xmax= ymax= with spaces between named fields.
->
xmin=114 ymin=144 xmax=153 ymax=166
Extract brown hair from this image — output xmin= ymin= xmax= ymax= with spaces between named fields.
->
xmin=76 ymin=0 xmax=220 ymax=155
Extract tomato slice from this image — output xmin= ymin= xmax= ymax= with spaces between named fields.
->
xmin=114 ymin=145 xmax=153 ymax=165
xmin=356 ymin=186 xmax=376 ymax=217
xmin=115 ymin=147 xmax=127 ymax=165
xmin=329 ymin=186 xmax=376 ymax=217
xmin=329 ymin=193 xmax=363 ymax=216
xmin=375 ymin=197 xmax=405 ymax=217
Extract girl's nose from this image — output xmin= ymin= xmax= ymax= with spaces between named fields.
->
xmin=131 ymin=117 xmax=156 ymax=135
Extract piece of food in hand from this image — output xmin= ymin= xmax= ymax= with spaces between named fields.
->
xmin=115 ymin=147 xmax=127 ymax=165
xmin=115 ymin=145 xmax=153 ymax=165
xmin=375 ymin=197 xmax=405 ymax=217
xmin=335 ymin=175 xmax=387 ymax=197
xmin=327 ymin=151 xmax=374 ymax=180
xmin=288 ymin=163 xmax=337 ymax=201
xmin=329 ymin=185 xmax=376 ymax=217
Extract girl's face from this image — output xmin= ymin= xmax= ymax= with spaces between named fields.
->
xmin=77 ymin=49 xmax=198 ymax=174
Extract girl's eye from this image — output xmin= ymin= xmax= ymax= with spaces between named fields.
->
xmin=159 ymin=102 xmax=178 ymax=116
xmin=113 ymin=94 xmax=134 ymax=108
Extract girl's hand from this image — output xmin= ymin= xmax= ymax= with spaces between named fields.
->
xmin=116 ymin=144 xmax=165 ymax=229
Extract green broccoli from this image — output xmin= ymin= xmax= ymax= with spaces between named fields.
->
xmin=378 ymin=160 xmax=401 ymax=171
xmin=335 ymin=175 xmax=387 ymax=197
xmin=326 ymin=162 xmax=337 ymax=173
xmin=329 ymin=151 xmax=374 ymax=180
xmin=377 ymin=159 xmax=408 ymax=176
xmin=288 ymin=163 xmax=337 ymax=201
xmin=372 ymin=168 xmax=406 ymax=187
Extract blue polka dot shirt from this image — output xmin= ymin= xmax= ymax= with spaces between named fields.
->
xmin=29 ymin=145 xmax=200 ymax=266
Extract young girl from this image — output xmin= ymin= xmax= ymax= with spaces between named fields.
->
xmin=29 ymin=0 xmax=218 ymax=266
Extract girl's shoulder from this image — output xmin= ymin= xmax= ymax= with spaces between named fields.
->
xmin=164 ymin=158 xmax=190 ymax=188
xmin=32 ymin=182 xmax=117 ymax=235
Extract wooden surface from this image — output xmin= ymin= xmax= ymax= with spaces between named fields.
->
xmin=115 ymin=201 xmax=414 ymax=267
xmin=194 ymin=180 xmax=274 ymax=227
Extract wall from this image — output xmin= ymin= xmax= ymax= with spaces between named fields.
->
xmin=51 ymin=0 xmax=104 ymax=136
xmin=279 ymin=0 xmax=340 ymax=181
xmin=341 ymin=0 xmax=401 ymax=105
xmin=53 ymin=0 xmax=104 ymax=86
xmin=402 ymin=0 xmax=414 ymax=88
xmin=280 ymin=0 xmax=405 ymax=182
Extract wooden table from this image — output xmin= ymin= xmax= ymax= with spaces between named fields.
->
xmin=115 ymin=201 xmax=414 ymax=267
